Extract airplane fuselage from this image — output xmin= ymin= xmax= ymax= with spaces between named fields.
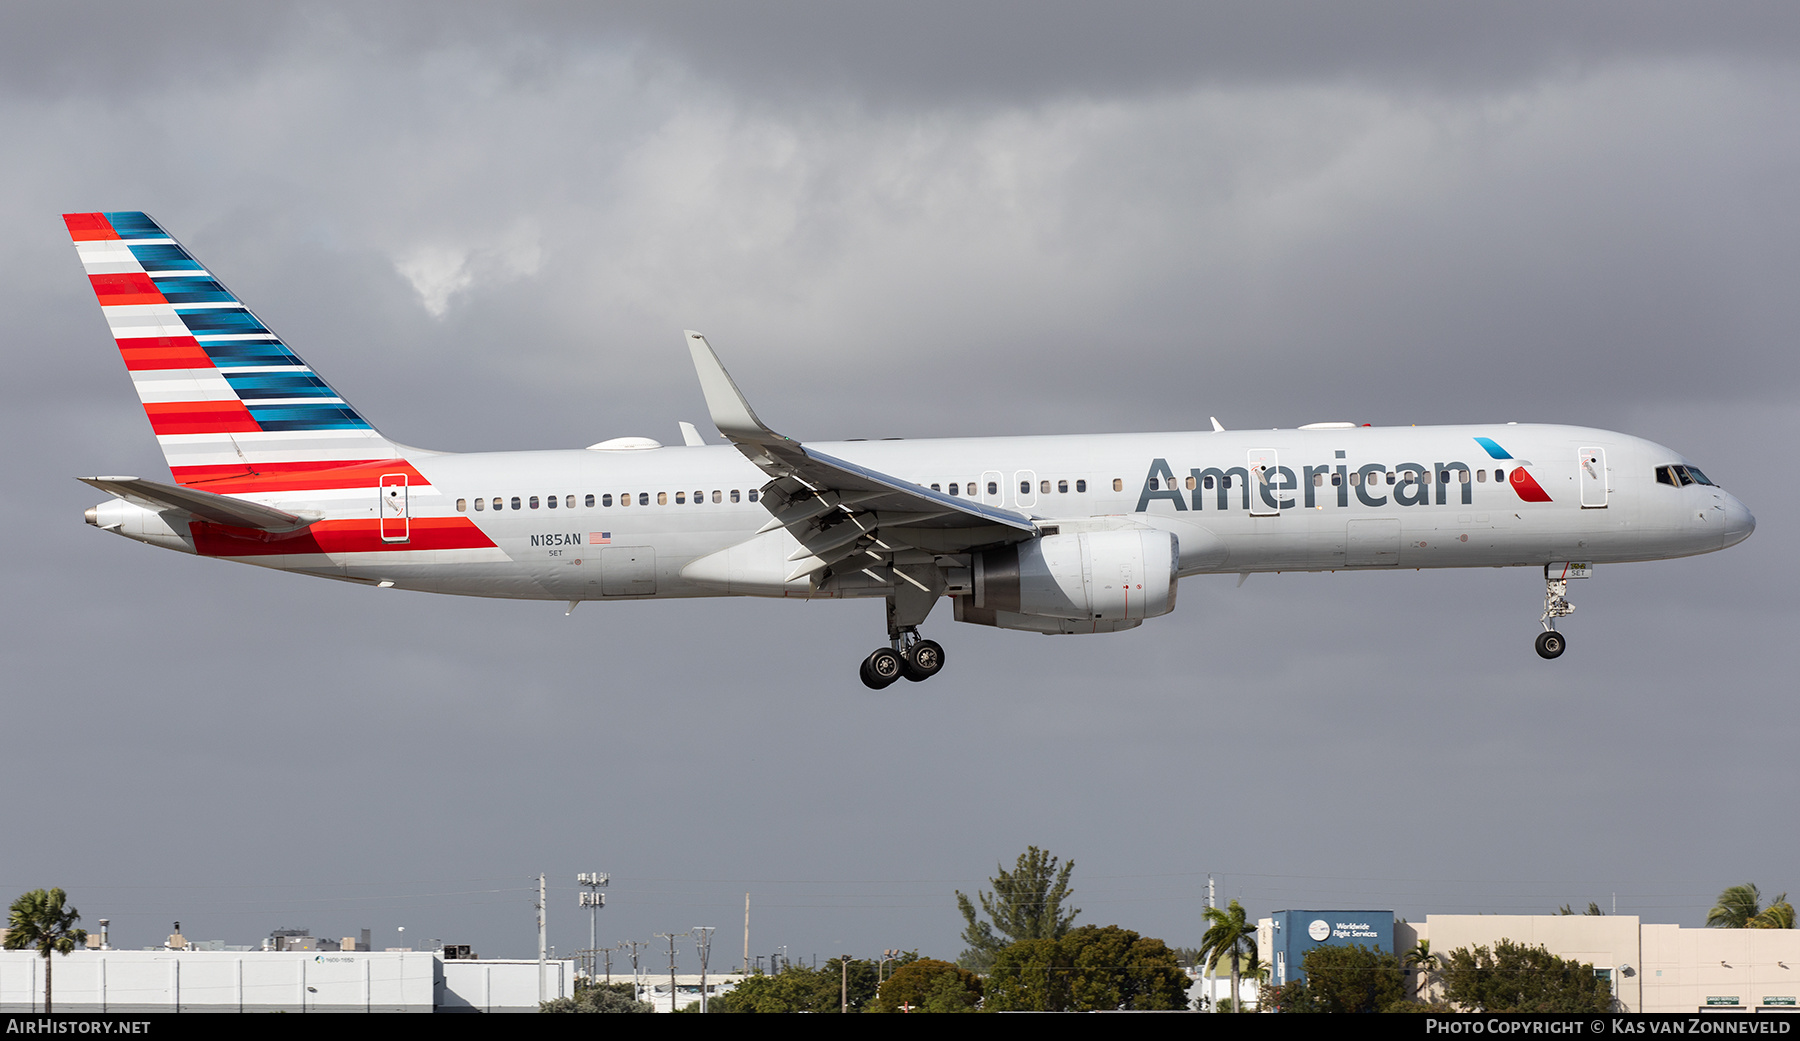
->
xmin=92 ymin=423 xmax=1753 ymax=603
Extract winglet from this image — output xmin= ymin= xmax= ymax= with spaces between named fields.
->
xmin=685 ymin=331 xmax=781 ymax=443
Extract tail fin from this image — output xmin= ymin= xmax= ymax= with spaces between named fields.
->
xmin=64 ymin=211 xmax=407 ymax=486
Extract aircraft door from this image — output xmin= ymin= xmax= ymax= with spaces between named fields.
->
xmin=1014 ymin=470 xmax=1038 ymax=509
xmin=1247 ymin=449 xmax=1281 ymax=516
xmin=1579 ymin=447 xmax=1608 ymax=508
xmin=980 ymin=470 xmax=1004 ymax=507
xmin=379 ymin=473 xmax=410 ymax=543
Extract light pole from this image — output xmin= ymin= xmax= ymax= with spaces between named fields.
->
xmin=578 ymin=872 xmax=609 ymax=980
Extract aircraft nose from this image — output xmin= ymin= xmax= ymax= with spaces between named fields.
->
xmin=1721 ymin=494 xmax=1756 ymax=549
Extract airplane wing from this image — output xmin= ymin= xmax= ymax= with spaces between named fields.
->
xmin=684 ymin=331 xmax=1038 ymax=582
xmin=78 ymin=476 xmax=322 ymax=533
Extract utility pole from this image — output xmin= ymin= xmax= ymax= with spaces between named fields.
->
xmin=742 ymin=893 xmax=751 ymax=974
xmin=621 ymin=939 xmax=647 ymax=1002
xmin=1206 ymin=874 xmax=1216 ymax=1014
xmin=655 ymin=931 xmax=687 ymax=1013
xmin=694 ymin=926 xmax=715 ymax=1013
xmin=537 ymin=873 xmax=548 ymax=1004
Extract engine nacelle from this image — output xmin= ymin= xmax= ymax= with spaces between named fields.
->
xmin=957 ymin=529 xmax=1178 ymax=633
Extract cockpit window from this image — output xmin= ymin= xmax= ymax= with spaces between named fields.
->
xmin=1657 ymin=464 xmax=1718 ymax=488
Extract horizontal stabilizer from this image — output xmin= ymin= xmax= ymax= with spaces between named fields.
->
xmin=78 ymin=476 xmax=321 ymax=533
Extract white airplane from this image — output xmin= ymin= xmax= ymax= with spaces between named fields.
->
xmin=69 ymin=212 xmax=1755 ymax=687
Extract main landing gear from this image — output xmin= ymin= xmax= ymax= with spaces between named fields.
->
xmin=860 ymin=629 xmax=946 ymax=690
xmin=1536 ymin=569 xmax=1577 ymax=659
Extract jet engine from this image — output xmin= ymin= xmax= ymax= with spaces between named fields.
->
xmin=954 ymin=529 xmax=1178 ymax=634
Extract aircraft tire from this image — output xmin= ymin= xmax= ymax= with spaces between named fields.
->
xmin=1535 ymin=631 xmax=1566 ymax=660
xmin=863 ymin=647 xmax=903 ymax=689
xmin=901 ymin=640 xmax=945 ymax=682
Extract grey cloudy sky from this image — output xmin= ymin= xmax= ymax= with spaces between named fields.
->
xmin=2 ymin=3 xmax=1794 ymax=966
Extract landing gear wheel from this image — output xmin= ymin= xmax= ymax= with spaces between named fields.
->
xmin=901 ymin=639 xmax=945 ymax=682
xmin=861 ymin=647 xmax=903 ymax=689
xmin=1535 ymin=630 xmax=1566 ymax=660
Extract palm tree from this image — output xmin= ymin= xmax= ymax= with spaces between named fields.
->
xmin=1405 ymin=939 xmax=1439 ymax=1001
xmin=4 ymin=889 xmax=89 ymax=1013
xmin=1199 ymin=899 xmax=1258 ymax=1013
xmin=1708 ymin=884 xmax=1796 ymax=930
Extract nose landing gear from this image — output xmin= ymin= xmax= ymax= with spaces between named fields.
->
xmin=1535 ymin=564 xmax=1581 ymax=659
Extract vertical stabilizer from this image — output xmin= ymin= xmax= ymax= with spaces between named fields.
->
xmin=65 ymin=212 xmax=406 ymax=486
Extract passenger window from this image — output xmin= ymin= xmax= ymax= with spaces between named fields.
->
xmin=748 ymin=489 xmax=758 ymax=502
xmin=639 ymin=492 xmax=649 ymax=506
xmin=530 ymin=496 xmax=540 ymax=509
xmin=694 ymin=490 xmax=703 ymax=503
xmin=931 ymin=483 xmax=941 ymax=492
xmin=1076 ymin=480 xmax=1086 ymax=492
xmin=1185 ymin=476 xmax=1196 ymax=490
xmin=1058 ymin=480 xmax=1068 ymax=493
xmin=1476 ymin=470 xmax=1486 ymax=483
xmin=1349 ymin=472 xmax=1360 ymax=486
xmin=1331 ymin=473 xmax=1342 ymax=486
xmin=987 ymin=481 xmax=998 ymax=495
xmin=547 ymin=494 xmax=557 ymax=509
xmin=731 ymin=489 xmax=741 ymax=503
xmin=1148 ymin=477 xmax=1159 ymax=490
xmin=511 ymin=497 xmax=522 ymax=510
xmin=1204 ymin=475 xmax=1216 ymax=489
xmin=1040 ymin=480 xmax=1050 ymax=494
xmin=675 ymin=492 xmax=686 ymax=504
xmin=1495 ymin=469 xmax=1503 ymax=483
xmin=1386 ymin=472 xmax=1395 ymax=485
xmin=712 ymin=490 xmax=722 ymax=503
xmin=456 ymin=498 xmax=467 ymax=512
xmin=566 ymin=495 xmax=576 ymax=508
xmin=474 ymin=497 xmax=485 ymax=511
xmin=949 ymin=483 xmax=959 ymax=496
xmin=1312 ymin=473 xmax=1323 ymax=487
xmin=602 ymin=494 xmax=613 ymax=507
xmin=1019 ymin=480 xmax=1029 ymax=494
xmin=657 ymin=492 xmax=668 ymax=505
xmin=1458 ymin=470 xmax=1469 ymax=484
xmin=1112 ymin=478 xmax=1123 ymax=492
xmin=493 ymin=498 xmax=503 ymax=511
xmin=585 ymin=494 xmax=595 ymax=507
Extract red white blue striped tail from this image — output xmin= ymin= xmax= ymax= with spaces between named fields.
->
xmin=64 ymin=211 xmax=407 ymax=487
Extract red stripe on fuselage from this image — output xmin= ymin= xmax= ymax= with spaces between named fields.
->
xmin=116 ymin=336 xmax=215 ymax=370
xmin=144 ymin=400 xmax=260 ymax=435
xmin=190 ymin=516 xmax=494 ymax=557
xmin=89 ymin=273 xmax=164 ymax=305
xmin=63 ymin=213 xmax=119 ymax=241
xmin=172 ymin=459 xmax=427 ymax=493
xmin=1509 ymin=467 xmax=1554 ymax=503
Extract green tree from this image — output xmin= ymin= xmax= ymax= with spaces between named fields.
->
xmin=1708 ymin=884 xmax=1796 ymax=929
xmin=984 ymin=925 xmax=1189 ymax=1012
xmin=1556 ymin=902 xmax=1606 ymax=916
xmin=1282 ymin=944 xmax=1404 ymax=1013
xmin=955 ymin=846 xmax=1079 ymax=970
xmin=707 ymin=958 xmax=881 ymax=1013
xmin=1404 ymin=939 xmax=1439 ymax=1001
xmin=1198 ymin=898 xmax=1258 ymax=1013
xmin=540 ymin=980 xmax=654 ymax=1012
xmin=872 ymin=958 xmax=982 ymax=1012
xmin=4 ymin=889 xmax=89 ymax=1013
xmin=1439 ymin=939 xmax=1613 ymax=1012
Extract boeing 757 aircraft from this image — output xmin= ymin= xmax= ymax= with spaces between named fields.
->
xmin=68 ymin=212 xmax=1755 ymax=687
